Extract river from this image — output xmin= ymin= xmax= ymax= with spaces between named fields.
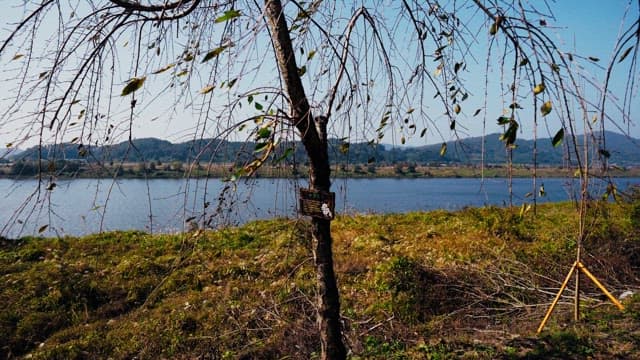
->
xmin=1 ymin=177 xmax=638 ymax=237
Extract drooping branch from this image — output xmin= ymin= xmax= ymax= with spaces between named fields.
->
xmin=109 ymin=0 xmax=200 ymax=13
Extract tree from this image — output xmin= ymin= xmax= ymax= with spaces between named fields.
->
xmin=1 ymin=0 xmax=638 ymax=358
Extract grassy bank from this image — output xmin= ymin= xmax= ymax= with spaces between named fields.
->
xmin=2 ymin=201 xmax=640 ymax=359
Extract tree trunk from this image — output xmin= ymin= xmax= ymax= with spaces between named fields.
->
xmin=264 ymin=1 xmax=346 ymax=359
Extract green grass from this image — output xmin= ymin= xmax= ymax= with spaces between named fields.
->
xmin=1 ymin=201 xmax=639 ymax=359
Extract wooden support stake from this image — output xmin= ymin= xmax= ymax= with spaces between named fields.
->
xmin=577 ymin=262 xmax=624 ymax=310
xmin=537 ymin=261 xmax=625 ymax=334
xmin=537 ymin=261 xmax=578 ymax=334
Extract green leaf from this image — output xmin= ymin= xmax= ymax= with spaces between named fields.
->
xmin=307 ymin=49 xmax=317 ymax=61
xmin=499 ymin=120 xmax=519 ymax=146
xmin=340 ymin=142 xmax=350 ymax=154
xmin=497 ymin=116 xmax=511 ymax=125
xmin=519 ymin=58 xmax=529 ymax=66
xmin=489 ymin=23 xmax=498 ymax=35
xmin=215 ymin=9 xmax=241 ymax=23
xmin=257 ymin=127 xmax=271 ymax=139
xmin=254 ymin=142 xmax=268 ymax=153
xmin=401 ymin=136 xmax=406 ymax=145
xmin=489 ymin=16 xmax=503 ymax=35
xmin=255 ymin=102 xmax=263 ymax=111
xmin=5 ymin=143 xmax=12 ymax=148
xmin=275 ymin=148 xmax=294 ymax=163
xmin=121 ymin=76 xmax=146 ymax=96
xmin=618 ymin=46 xmax=634 ymax=63
xmin=540 ymin=100 xmax=552 ymax=116
xmin=202 ymin=45 xmax=229 ymax=63
xmin=439 ymin=142 xmax=447 ymax=157
xmin=298 ymin=65 xmax=307 ymax=76
xmin=551 ymin=128 xmax=564 ymax=147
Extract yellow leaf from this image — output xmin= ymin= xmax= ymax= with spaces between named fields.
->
xmin=540 ymin=101 xmax=552 ymax=116
xmin=533 ymin=83 xmax=545 ymax=95
xmin=152 ymin=63 xmax=175 ymax=74
xmin=200 ymin=84 xmax=215 ymax=94
xmin=439 ymin=142 xmax=447 ymax=157
xmin=453 ymin=104 xmax=461 ymax=114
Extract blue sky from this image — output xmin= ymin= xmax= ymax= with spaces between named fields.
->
xmin=0 ymin=1 xmax=638 ymax=149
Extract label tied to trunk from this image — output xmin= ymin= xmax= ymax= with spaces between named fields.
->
xmin=299 ymin=188 xmax=335 ymax=220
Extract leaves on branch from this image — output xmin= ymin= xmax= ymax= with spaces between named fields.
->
xmin=152 ymin=63 xmax=175 ymax=74
xmin=307 ymin=49 xmax=316 ymax=61
xmin=38 ymin=225 xmax=48 ymax=233
xmin=489 ymin=16 xmax=503 ymax=35
xmin=202 ymin=45 xmax=230 ymax=63
xmin=453 ymin=104 xmax=461 ymax=114
xmin=200 ymin=85 xmax=215 ymax=94
xmin=618 ymin=46 xmax=634 ymax=63
xmin=499 ymin=120 xmax=519 ymax=146
xmin=340 ymin=142 xmax=350 ymax=154
xmin=551 ymin=128 xmax=564 ymax=147
xmin=599 ymin=149 xmax=611 ymax=158
xmin=533 ymin=83 xmax=545 ymax=95
xmin=121 ymin=77 xmax=146 ymax=96
xmin=12 ymin=53 xmax=24 ymax=60
xmin=275 ymin=148 xmax=294 ymax=163
xmin=215 ymin=9 xmax=241 ymax=23
xmin=497 ymin=116 xmax=511 ymax=125
xmin=439 ymin=142 xmax=447 ymax=157
xmin=540 ymin=101 xmax=552 ymax=116
xmin=257 ymin=127 xmax=271 ymax=139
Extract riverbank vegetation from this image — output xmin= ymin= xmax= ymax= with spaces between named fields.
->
xmin=2 ymin=199 xmax=640 ymax=359
xmin=2 ymin=160 xmax=640 ymax=180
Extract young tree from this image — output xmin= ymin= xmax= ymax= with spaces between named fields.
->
xmin=1 ymin=1 xmax=638 ymax=358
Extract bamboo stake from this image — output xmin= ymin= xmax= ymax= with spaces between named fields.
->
xmin=577 ymin=262 xmax=624 ymax=310
xmin=537 ymin=261 xmax=578 ymax=334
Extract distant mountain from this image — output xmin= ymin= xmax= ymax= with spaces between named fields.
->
xmin=11 ymin=131 xmax=640 ymax=166
xmin=0 ymin=147 xmax=22 ymax=161
xmin=407 ymin=131 xmax=640 ymax=166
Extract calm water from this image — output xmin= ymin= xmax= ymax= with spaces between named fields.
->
xmin=1 ymin=177 xmax=638 ymax=237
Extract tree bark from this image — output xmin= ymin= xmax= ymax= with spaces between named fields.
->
xmin=264 ymin=1 xmax=346 ymax=359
